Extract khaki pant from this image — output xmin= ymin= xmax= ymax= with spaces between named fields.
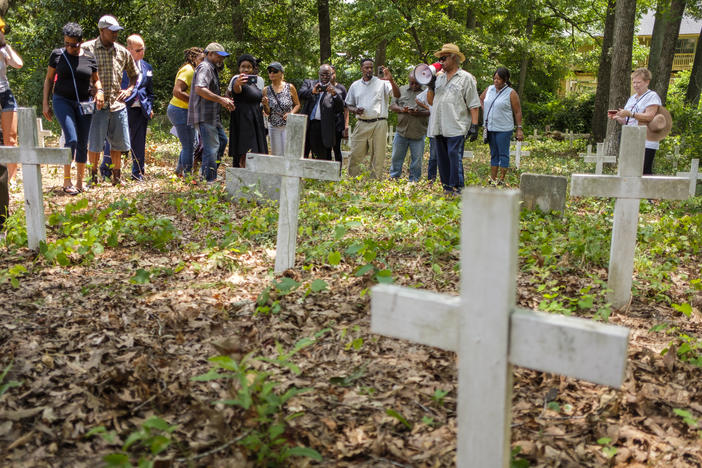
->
xmin=347 ymin=119 xmax=388 ymax=179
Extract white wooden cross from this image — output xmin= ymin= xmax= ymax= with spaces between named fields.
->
xmin=578 ymin=144 xmax=595 ymax=159
xmin=565 ymin=129 xmax=575 ymax=146
xmin=0 ymin=108 xmax=71 ymax=250
xmin=510 ymin=141 xmax=530 ymax=168
xmin=676 ymin=159 xmax=700 ymax=197
xmin=36 ymin=118 xmax=52 ymax=148
xmin=246 ymin=114 xmax=340 ymax=273
xmin=371 ymin=188 xmax=629 ymax=468
xmin=570 ymin=126 xmax=689 ymax=309
xmin=580 ymin=142 xmax=616 ymax=175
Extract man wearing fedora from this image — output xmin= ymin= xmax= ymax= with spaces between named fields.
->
xmin=82 ymin=15 xmax=139 ymax=186
xmin=188 ymin=42 xmax=235 ymax=183
xmin=609 ymin=67 xmax=671 ymax=174
xmin=345 ymin=58 xmax=401 ymax=179
xmin=427 ymin=43 xmax=480 ymax=194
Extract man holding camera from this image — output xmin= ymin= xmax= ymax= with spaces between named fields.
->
xmin=427 ymin=43 xmax=480 ymax=195
xmin=345 ymin=58 xmax=400 ymax=179
xmin=187 ymin=42 xmax=235 ymax=182
xmin=300 ymin=64 xmax=345 ymax=161
xmin=389 ymin=72 xmax=430 ymax=182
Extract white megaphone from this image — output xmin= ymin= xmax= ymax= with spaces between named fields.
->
xmin=413 ymin=62 xmax=443 ymax=85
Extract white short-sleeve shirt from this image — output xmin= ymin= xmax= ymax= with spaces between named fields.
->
xmin=624 ymin=90 xmax=662 ymax=150
xmin=345 ymin=76 xmax=393 ymax=120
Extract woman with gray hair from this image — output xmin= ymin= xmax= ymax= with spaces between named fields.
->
xmin=608 ymin=68 xmax=662 ymax=174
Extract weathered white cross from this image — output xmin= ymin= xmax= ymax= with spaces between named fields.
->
xmin=676 ymin=158 xmax=700 ymax=197
xmin=570 ymin=126 xmax=689 ymax=309
xmin=580 ymin=142 xmax=616 ymax=175
xmin=565 ymin=129 xmax=575 ymax=146
xmin=0 ymin=108 xmax=71 ymax=250
xmin=510 ymin=141 xmax=530 ymax=168
xmin=36 ymin=118 xmax=52 ymax=148
xmin=246 ymin=114 xmax=340 ymax=273
xmin=371 ymin=188 xmax=629 ymax=468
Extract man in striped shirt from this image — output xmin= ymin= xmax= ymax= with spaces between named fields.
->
xmin=82 ymin=15 xmax=138 ymax=185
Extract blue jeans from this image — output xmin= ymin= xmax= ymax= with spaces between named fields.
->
xmin=435 ymin=135 xmax=465 ymax=193
xmin=196 ymin=122 xmax=227 ymax=181
xmin=167 ymin=104 xmax=195 ymax=174
xmin=389 ymin=133 xmax=425 ymax=182
xmin=52 ymin=94 xmax=92 ymax=163
xmin=488 ymin=131 xmax=512 ymax=168
xmin=427 ymin=137 xmax=437 ymax=181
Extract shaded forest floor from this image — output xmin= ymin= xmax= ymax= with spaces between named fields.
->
xmin=1 ymin=136 xmax=701 ymax=467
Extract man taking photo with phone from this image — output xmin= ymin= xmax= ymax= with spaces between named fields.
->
xmin=299 ymin=64 xmax=345 ymax=161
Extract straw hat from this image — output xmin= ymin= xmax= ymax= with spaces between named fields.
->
xmin=434 ymin=43 xmax=465 ymax=63
xmin=646 ymin=106 xmax=672 ymax=142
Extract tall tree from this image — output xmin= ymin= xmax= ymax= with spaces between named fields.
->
xmin=318 ymin=0 xmax=331 ymax=64
xmin=517 ymin=12 xmax=535 ymax=97
xmin=648 ymin=1 xmax=667 ymax=74
xmin=592 ymin=0 xmax=617 ymax=143
xmin=685 ymin=27 xmax=702 ymax=106
xmin=650 ymin=0 xmax=687 ymax=104
xmin=605 ymin=0 xmax=637 ymax=156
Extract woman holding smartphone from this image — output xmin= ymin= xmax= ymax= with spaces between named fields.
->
xmin=608 ymin=68 xmax=661 ymax=175
xmin=227 ymin=54 xmax=267 ymax=168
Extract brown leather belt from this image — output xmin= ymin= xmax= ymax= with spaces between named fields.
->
xmin=358 ymin=118 xmax=387 ymax=123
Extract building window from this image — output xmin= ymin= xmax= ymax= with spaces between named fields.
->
xmin=675 ymin=38 xmax=696 ymax=54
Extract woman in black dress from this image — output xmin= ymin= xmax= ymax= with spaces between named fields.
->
xmin=227 ymin=54 xmax=267 ymax=168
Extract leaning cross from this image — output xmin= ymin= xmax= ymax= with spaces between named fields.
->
xmin=580 ymin=142 xmax=616 ymax=175
xmin=676 ymin=159 xmax=700 ymax=197
xmin=246 ymin=114 xmax=340 ymax=273
xmin=570 ymin=126 xmax=688 ymax=309
xmin=36 ymin=118 xmax=52 ymax=147
xmin=510 ymin=141 xmax=530 ymax=168
xmin=0 ymin=108 xmax=71 ymax=250
xmin=371 ymin=188 xmax=629 ymax=468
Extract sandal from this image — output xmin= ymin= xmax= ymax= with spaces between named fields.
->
xmin=62 ymin=186 xmax=80 ymax=196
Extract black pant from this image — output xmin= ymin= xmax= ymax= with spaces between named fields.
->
xmin=333 ymin=129 xmax=343 ymax=162
xmin=643 ymin=148 xmax=656 ymax=175
xmin=0 ymin=164 xmax=8 ymax=231
xmin=127 ymin=106 xmax=148 ymax=178
xmin=309 ymin=120 xmax=332 ymax=160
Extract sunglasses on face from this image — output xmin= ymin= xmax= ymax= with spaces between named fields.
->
xmin=438 ymin=55 xmax=448 ymax=62
xmin=267 ymin=69 xmax=280 ymax=74
xmin=65 ymin=41 xmax=81 ymax=48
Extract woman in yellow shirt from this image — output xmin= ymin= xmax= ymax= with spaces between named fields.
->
xmin=167 ymin=47 xmax=203 ymax=177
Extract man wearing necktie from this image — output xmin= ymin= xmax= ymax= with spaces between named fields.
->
xmin=122 ymin=34 xmax=154 ymax=181
xmin=299 ymin=64 xmax=344 ymax=161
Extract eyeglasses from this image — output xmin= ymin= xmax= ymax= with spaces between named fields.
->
xmin=438 ymin=55 xmax=448 ymax=62
xmin=267 ymin=69 xmax=280 ymax=74
xmin=64 ymin=41 xmax=81 ymax=48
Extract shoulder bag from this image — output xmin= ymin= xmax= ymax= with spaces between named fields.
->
xmin=62 ymin=49 xmax=95 ymax=116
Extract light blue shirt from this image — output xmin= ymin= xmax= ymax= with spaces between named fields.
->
xmin=483 ymin=85 xmax=514 ymax=132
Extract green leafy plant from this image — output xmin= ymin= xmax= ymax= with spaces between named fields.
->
xmin=192 ymin=334 xmax=325 ymax=465
xmin=86 ymin=416 xmax=177 ymax=468
xmin=596 ymin=437 xmax=617 ymax=458
xmin=385 ymin=408 xmax=412 ymax=430
xmin=0 ymin=264 xmax=28 ymax=288
xmin=673 ymin=408 xmax=702 ymax=438
xmin=431 ymin=389 xmax=449 ymax=407
xmin=0 ymin=361 xmax=22 ymax=398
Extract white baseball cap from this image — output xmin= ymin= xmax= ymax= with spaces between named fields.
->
xmin=98 ymin=15 xmax=124 ymax=32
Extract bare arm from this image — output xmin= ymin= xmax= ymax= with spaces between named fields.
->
xmin=479 ymin=88 xmax=487 ymax=109
xmin=427 ymin=89 xmax=434 ymax=106
xmin=92 ymin=72 xmax=104 ymax=110
xmin=195 ymin=85 xmax=235 ymax=111
xmin=172 ymin=79 xmax=189 ymax=102
xmin=510 ymin=90 xmax=523 ymax=141
xmin=289 ymin=83 xmax=301 ymax=115
xmin=42 ymin=66 xmax=56 ymax=120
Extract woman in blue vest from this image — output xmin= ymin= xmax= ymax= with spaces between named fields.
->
xmin=480 ymin=67 xmax=523 ymax=186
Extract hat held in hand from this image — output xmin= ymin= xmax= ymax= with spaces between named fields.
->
xmin=646 ymin=106 xmax=672 ymax=142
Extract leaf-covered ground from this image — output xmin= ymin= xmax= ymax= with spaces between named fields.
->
xmin=1 ymin=136 xmax=701 ymax=467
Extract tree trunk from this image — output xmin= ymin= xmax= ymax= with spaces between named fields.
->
xmin=651 ymin=0 xmax=687 ymax=104
xmin=605 ymin=0 xmax=637 ymax=156
xmin=318 ymin=0 xmax=331 ymax=65
xmin=517 ymin=13 xmax=535 ymax=98
xmin=647 ymin=0 xmax=667 ymax=76
xmin=684 ymin=27 xmax=702 ymax=107
xmin=231 ymin=0 xmax=246 ymax=56
xmin=466 ymin=7 xmax=477 ymax=29
xmin=374 ymin=39 xmax=388 ymax=74
xmin=591 ymin=0 xmax=617 ymax=143
xmin=0 ymin=0 xmax=7 ymax=17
